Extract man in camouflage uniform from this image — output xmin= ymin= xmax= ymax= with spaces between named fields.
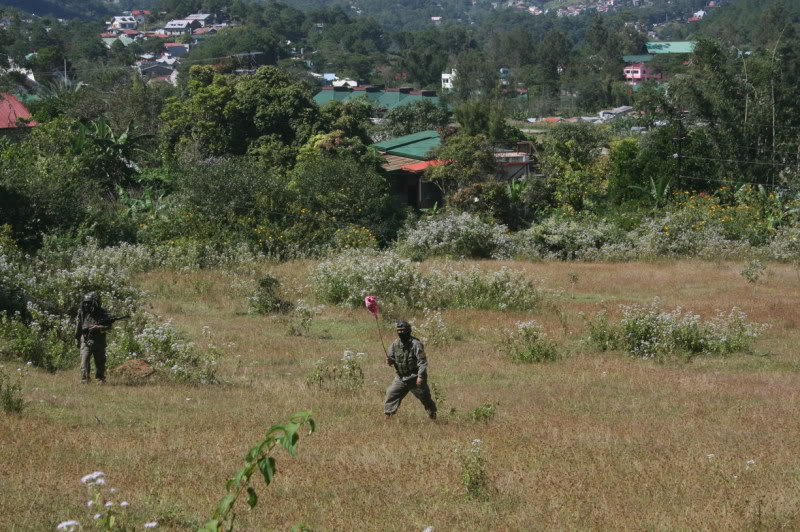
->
xmin=384 ymin=320 xmax=437 ymax=420
xmin=75 ymin=293 xmax=111 ymax=384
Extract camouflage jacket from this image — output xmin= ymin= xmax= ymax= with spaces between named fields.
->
xmin=74 ymin=307 xmax=110 ymax=347
xmin=388 ymin=336 xmax=428 ymax=381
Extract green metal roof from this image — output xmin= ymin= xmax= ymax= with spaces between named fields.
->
xmin=646 ymin=41 xmax=696 ymax=54
xmin=623 ymin=54 xmax=654 ymax=63
xmin=371 ymin=130 xmax=441 ymax=160
xmin=314 ymin=88 xmax=441 ymax=112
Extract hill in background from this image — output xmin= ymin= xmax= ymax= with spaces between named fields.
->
xmin=0 ymin=0 xmax=114 ymax=19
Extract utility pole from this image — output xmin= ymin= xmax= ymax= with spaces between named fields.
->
xmin=674 ymin=114 xmax=685 ymax=185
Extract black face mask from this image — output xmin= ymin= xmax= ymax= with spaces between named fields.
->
xmin=398 ymin=330 xmax=411 ymax=341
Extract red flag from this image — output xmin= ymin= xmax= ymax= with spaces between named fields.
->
xmin=364 ymin=295 xmax=379 ymax=316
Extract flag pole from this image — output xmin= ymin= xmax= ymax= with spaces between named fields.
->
xmin=374 ymin=313 xmax=388 ymax=359
xmin=365 ymin=296 xmax=389 ymax=361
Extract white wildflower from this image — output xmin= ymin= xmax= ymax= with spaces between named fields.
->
xmin=143 ymin=522 xmax=159 ymax=529
xmin=56 ymin=520 xmax=80 ymax=531
xmin=80 ymin=472 xmax=106 ymax=484
xmin=120 ymin=501 xmax=129 ymax=508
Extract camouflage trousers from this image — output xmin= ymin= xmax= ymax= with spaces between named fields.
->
xmin=384 ymin=376 xmax=437 ymax=417
xmin=80 ymin=341 xmax=106 ymax=382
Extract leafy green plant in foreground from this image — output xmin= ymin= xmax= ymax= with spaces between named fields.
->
xmin=200 ymin=411 xmax=315 ymax=532
xmin=0 ymin=368 xmax=24 ymax=414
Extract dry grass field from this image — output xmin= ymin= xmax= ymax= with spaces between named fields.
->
xmin=2 ymin=259 xmax=800 ymax=531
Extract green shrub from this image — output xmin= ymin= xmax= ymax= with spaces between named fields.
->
xmin=284 ymin=301 xmax=323 ymax=337
xmin=512 ymin=214 xmax=629 ymax=261
xmin=584 ymin=310 xmax=618 ymax=352
xmin=0 ymin=312 xmax=75 ymax=371
xmin=306 ymin=350 xmax=365 ymax=392
xmin=312 ymin=251 xmax=543 ymax=312
xmin=107 ymin=314 xmax=220 ymax=384
xmin=468 ymin=402 xmax=497 ymax=423
xmin=396 ymin=211 xmax=512 ymax=260
xmin=427 ymin=266 xmax=542 ymax=311
xmin=501 ymin=320 xmax=559 ymax=363
xmin=250 ymin=275 xmax=292 ymax=314
xmin=740 ymin=259 xmax=766 ymax=284
xmin=585 ymin=302 xmax=769 ymax=359
xmin=311 ymin=250 xmax=425 ymax=308
xmin=458 ymin=439 xmax=489 ymax=500
xmin=0 ymin=368 xmax=24 ymax=414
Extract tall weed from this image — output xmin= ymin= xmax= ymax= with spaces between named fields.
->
xmin=501 ymin=320 xmax=559 ymax=363
xmin=312 ymin=251 xmax=542 ymax=311
xmin=396 ymin=211 xmax=512 ymax=260
xmin=585 ymin=301 xmax=769 ymax=359
xmin=0 ymin=368 xmax=24 ymax=414
xmin=306 ymin=350 xmax=365 ymax=392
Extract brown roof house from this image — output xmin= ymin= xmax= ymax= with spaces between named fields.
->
xmin=371 ymin=130 xmax=444 ymax=208
xmin=0 ymin=93 xmax=37 ymax=137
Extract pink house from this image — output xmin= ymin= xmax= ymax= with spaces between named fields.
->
xmin=623 ymin=63 xmax=662 ymax=84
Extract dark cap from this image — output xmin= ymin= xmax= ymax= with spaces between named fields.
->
xmin=395 ymin=320 xmax=411 ymax=332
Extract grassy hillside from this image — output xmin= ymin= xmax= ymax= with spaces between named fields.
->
xmin=2 ymin=258 xmax=799 ymax=530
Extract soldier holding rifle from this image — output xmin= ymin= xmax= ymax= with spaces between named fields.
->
xmin=74 ymin=293 xmax=126 ymax=384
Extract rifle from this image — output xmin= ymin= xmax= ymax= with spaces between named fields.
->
xmin=83 ymin=315 xmax=130 ymax=333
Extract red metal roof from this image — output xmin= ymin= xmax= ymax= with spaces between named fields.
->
xmin=0 ymin=93 xmax=36 ymax=129
xmin=399 ymin=160 xmax=447 ymax=173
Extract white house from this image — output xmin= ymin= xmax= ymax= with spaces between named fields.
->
xmin=185 ymin=14 xmax=213 ymax=27
xmin=164 ymin=19 xmax=200 ymax=35
xmin=109 ymin=16 xmax=137 ymax=30
xmin=441 ymin=69 xmax=456 ymax=90
xmin=332 ymin=78 xmax=358 ymax=88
